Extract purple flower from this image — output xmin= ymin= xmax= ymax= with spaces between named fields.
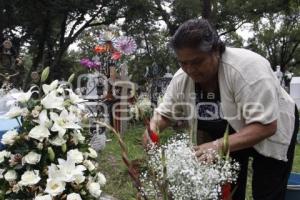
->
xmin=80 ymin=58 xmax=101 ymax=69
xmin=113 ymin=36 xmax=137 ymax=55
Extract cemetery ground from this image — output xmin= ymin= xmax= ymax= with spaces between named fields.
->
xmin=98 ymin=122 xmax=300 ymax=200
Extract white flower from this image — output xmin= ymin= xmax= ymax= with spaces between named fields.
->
xmin=56 ymin=86 xmax=64 ymax=94
xmin=83 ymin=160 xmax=96 ymax=172
xmin=12 ymin=183 xmax=20 ymax=193
xmin=30 ymin=110 xmax=52 ymax=142
xmin=87 ymin=182 xmax=102 ymax=198
xmin=57 ymin=158 xmax=86 ymax=182
xmin=100 ymin=31 xmax=115 ymax=41
xmin=49 ymin=162 xmax=85 ymax=185
xmin=97 ymin=172 xmax=106 ymax=186
xmin=66 ymin=89 xmax=86 ymax=104
xmin=0 ymin=169 xmax=5 ymax=179
xmin=31 ymin=109 xmax=40 ymax=118
xmin=87 ymin=148 xmax=98 ymax=159
xmin=10 ymin=86 xmax=36 ymax=103
xmin=49 ymin=136 xmax=66 ymax=146
xmin=0 ymin=150 xmax=11 ymax=163
xmin=71 ymin=131 xmax=85 ymax=145
xmin=34 ymin=110 xmax=52 ymax=128
xmin=1 ymin=129 xmax=18 ymax=145
xmin=34 ymin=194 xmax=52 ymax=200
xmin=67 ymin=149 xmax=84 ymax=164
xmin=48 ymin=164 xmax=64 ymax=180
xmin=68 ymin=105 xmax=83 ymax=117
xmin=137 ymin=96 xmax=152 ymax=114
xmin=42 ymin=80 xmax=59 ymax=94
xmin=74 ymin=174 xmax=85 ymax=184
xmin=45 ymin=179 xmax=66 ymax=196
xmin=4 ymin=170 xmax=17 ymax=181
xmin=29 ymin=125 xmax=50 ymax=142
xmin=34 ymin=105 xmax=42 ymax=111
xmin=41 ymin=90 xmax=64 ymax=110
xmin=18 ymin=170 xmax=41 ymax=186
xmin=24 ymin=151 xmax=41 ymax=165
xmin=67 ymin=193 xmax=82 ymax=200
xmin=50 ymin=110 xmax=81 ymax=137
xmin=4 ymin=106 xmax=24 ymax=118
xmin=141 ymin=135 xmax=240 ymax=200
xmin=37 ymin=143 xmax=44 ymax=150
xmin=21 ymin=108 xmax=30 ymax=117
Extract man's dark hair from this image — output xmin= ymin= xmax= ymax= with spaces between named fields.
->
xmin=170 ymin=19 xmax=225 ymax=54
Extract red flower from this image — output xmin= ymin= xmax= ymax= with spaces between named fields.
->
xmin=111 ymin=51 xmax=122 ymax=60
xmin=144 ymin=118 xmax=159 ymax=145
xmin=146 ymin=125 xmax=159 ymax=144
xmin=221 ymin=183 xmax=232 ymax=200
xmin=149 ymin=130 xmax=159 ymax=144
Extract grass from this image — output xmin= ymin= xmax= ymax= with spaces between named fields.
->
xmin=98 ymin=123 xmax=145 ymax=200
xmin=99 ymin=123 xmax=300 ymax=200
xmin=293 ymin=144 xmax=300 ymax=172
xmin=98 ymin=122 xmax=175 ymax=199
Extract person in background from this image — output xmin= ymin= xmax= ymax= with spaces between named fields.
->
xmin=144 ymin=18 xmax=299 ymax=200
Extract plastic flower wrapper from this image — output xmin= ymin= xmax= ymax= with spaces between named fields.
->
xmin=140 ymin=134 xmax=239 ymax=200
xmin=0 ymin=69 xmax=106 ymax=199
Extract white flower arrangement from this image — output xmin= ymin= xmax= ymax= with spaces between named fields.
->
xmin=140 ymin=135 xmax=240 ymax=200
xmin=130 ymin=95 xmax=153 ymax=121
xmin=0 ymin=68 xmax=105 ymax=199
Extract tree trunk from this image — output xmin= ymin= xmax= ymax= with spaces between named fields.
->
xmin=51 ymin=47 xmax=66 ymax=80
xmin=202 ymin=0 xmax=212 ymax=21
xmin=23 ymin=15 xmax=50 ymax=89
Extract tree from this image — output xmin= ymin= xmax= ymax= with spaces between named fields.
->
xmin=119 ymin=0 xmax=296 ymax=84
xmin=247 ymin=8 xmax=300 ymax=72
xmin=0 ymin=0 xmax=129 ymax=88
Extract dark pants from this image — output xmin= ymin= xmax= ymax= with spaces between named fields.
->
xmin=231 ymin=107 xmax=299 ymax=200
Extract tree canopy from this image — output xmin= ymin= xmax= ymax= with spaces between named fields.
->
xmin=0 ymin=0 xmax=299 ymax=87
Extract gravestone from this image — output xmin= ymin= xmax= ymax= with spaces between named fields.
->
xmin=114 ymin=63 xmax=132 ymax=135
xmin=274 ymin=65 xmax=284 ymax=86
xmin=83 ymin=72 xmax=109 ymax=151
xmin=150 ymin=67 xmax=173 ymax=106
xmin=290 ymin=77 xmax=300 ymax=109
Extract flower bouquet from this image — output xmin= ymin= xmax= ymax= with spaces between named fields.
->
xmin=140 ymin=134 xmax=239 ymax=200
xmin=79 ymin=28 xmax=137 ymax=77
xmin=129 ymin=95 xmax=153 ymax=122
xmin=0 ymin=68 xmax=106 ymax=200
xmin=79 ymin=28 xmax=137 ymax=136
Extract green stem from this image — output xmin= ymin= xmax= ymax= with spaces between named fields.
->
xmin=16 ymin=117 xmax=22 ymax=127
xmin=162 ymin=148 xmax=168 ymax=200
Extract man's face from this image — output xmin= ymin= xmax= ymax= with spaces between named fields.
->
xmin=176 ymin=48 xmax=219 ymax=83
